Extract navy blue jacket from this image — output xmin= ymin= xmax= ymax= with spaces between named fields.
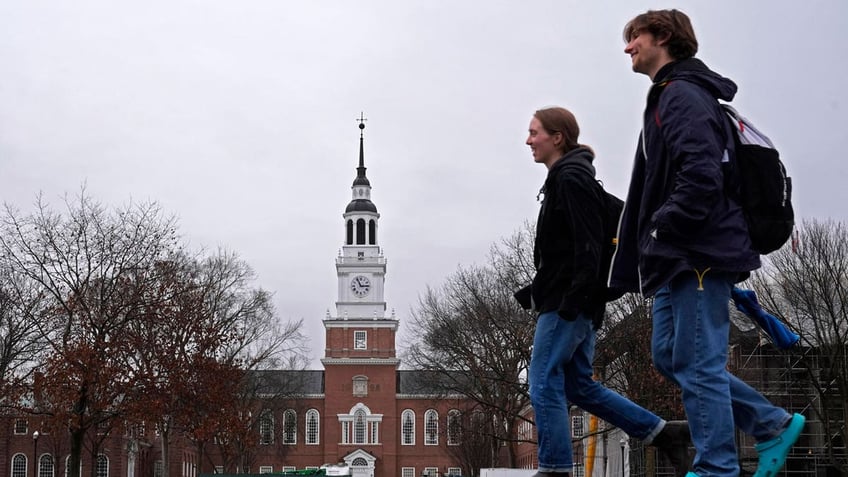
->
xmin=609 ymin=58 xmax=760 ymax=296
xmin=515 ymin=147 xmax=607 ymax=325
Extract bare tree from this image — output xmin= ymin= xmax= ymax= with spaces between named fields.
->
xmin=749 ymin=219 xmax=848 ymax=471
xmin=0 ymin=268 xmax=46 ymax=410
xmin=595 ymin=293 xmax=685 ymax=420
xmin=0 ymin=191 xmax=179 ymax=477
xmin=443 ymin=408 xmax=499 ymax=477
xmin=405 ymin=224 xmax=536 ymax=468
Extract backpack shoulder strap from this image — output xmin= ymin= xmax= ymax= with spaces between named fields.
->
xmin=721 ymin=104 xmax=775 ymax=148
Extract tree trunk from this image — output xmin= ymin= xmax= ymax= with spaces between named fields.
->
xmin=67 ymin=427 xmax=84 ymax=477
xmin=160 ymin=423 xmax=171 ymax=477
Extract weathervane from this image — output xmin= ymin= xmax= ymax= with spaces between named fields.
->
xmin=357 ymin=112 xmax=367 ymax=137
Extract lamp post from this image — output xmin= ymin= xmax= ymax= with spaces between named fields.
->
xmin=32 ymin=430 xmax=40 ymax=477
xmin=619 ymin=436 xmax=626 ymax=477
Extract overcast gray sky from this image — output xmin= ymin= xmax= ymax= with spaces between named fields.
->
xmin=2 ymin=1 xmax=846 ymax=368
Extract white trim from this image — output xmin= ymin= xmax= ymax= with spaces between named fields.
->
xmin=396 ymin=393 xmax=465 ymax=399
xmin=321 ymin=358 xmax=400 ymax=365
xmin=323 ymin=320 xmax=398 ymax=329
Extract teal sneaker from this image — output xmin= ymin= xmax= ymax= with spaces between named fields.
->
xmin=685 ymin=473 xmax=699 ymax=477
xmin=753 ymin=413 xmax=805 ymax=477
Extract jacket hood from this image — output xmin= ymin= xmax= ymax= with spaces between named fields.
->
xmin=656 ymin=58 xmax=737 ymax=102
xmin=548 ymin=146 xmax=596 ymax=177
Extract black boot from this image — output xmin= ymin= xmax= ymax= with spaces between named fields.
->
xmin=651 ymin=420 xmax=693 ymax=477
xmin=531 ymin=472 xmax=571 ymax=477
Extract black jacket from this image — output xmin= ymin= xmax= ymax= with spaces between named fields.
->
xmin=609 ymin=58 xmax=761 ymax=296
xmin=516 ymin=147 xmax=606 ymax=324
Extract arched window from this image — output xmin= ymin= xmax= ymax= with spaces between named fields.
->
xmin=96 ymin=455 xmax=108 ymax=477
xmin=425 ymin=409 xmax=439 ymax=445
xmin=354 ymin=409 xmax=366 ymax=444
xmin=352 ymin=457 xmax=367 ymax=466
xmin=39 ymin=454 xmax=55 ymax=477
xmin=11 ymin=454 xmax=26 ymax=477
xmin=283 ymin=409 xmax=297 ymax=444
xmin=346 ymin=220 xmax=353 ymax=245
xmin=65 ymin=456 xmax=82 ymax=477
xmin=356 ymin=219 xmax=366 ymax=244
xmin=259 ymin=409 xmax=274 ymax=445
xmin=368 ymin=220 xmax=376 ymax=245
xmin=305 ymin=409 xmax=320 ymax=445
xmin=127 ymin=449 xmax=136 ymax=477
xmin=401 ymin=410 xmax=415 ymax=445
xmin=447 ymin=409 xmax=462 ymax=446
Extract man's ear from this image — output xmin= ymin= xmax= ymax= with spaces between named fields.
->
xmin=655 ymin=31 xmax=672 ymax=47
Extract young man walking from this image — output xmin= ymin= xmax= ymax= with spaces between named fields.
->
xmin=610 ymin=9 xmax=805 ymax=477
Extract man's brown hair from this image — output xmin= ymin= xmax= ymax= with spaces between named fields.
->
xmin=623 ymin=9 xmax=698 ymax=60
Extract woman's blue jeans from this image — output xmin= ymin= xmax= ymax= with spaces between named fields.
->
xmin=652 ymin=270 xmax=791 ymax=477
xmin=529 ymin=311 xmax=663 ymax=472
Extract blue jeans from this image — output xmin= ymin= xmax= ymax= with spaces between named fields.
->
xmin=530 ymin=311 xmax=664 ymax=472
xmin=652 ymin=270 xmax=792 ymax=477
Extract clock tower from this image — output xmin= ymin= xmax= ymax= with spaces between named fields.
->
xmin=323 ymin=115 xmax=399 ymax=365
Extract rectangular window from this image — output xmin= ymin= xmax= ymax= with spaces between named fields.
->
xmin=214 ymin=467 xmax=224 ymax=475
xmin=341 ymin=421 xmax=350 ymax=444
xmin=573 ymin=464 xmax=584 ymax=477
xmin=401 ymin=468 xmax=416 ymax=477
xmin=571 ymin=415 xmax=584 ymax=438
xmin=259 ymin=467 xmax=274 ymax=474
xmin=13 ymin=419 xmax=27 ymax=435
xmin=154 ymin=461 xmax=164 ymax=477
xmin=448 ymin=467 xmax=462 ymax=476
xmin=370 ymin=421 xmax=379 ymax=444
xmin=354 ymin=330 xmax=367 ymax=350
xmin=282 ymin=467 xmax=296 ymax=472
xmin=424 ymin=467 xmax=439 ymax=477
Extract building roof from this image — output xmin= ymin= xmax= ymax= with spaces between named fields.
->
xmin=248 ymin=369 xmax=325 ymax=395
xmin=397 ymin=370 xmax=473 ymax=396
xmin=345 ymin=199 xmax=377 ymax=213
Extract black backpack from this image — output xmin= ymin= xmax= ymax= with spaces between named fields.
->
xmin=721 ymin=104 xmax=794 ymax=254
xmin=564 ymin=161 xmax=624 ymax=302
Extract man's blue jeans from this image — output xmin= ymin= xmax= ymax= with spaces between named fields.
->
xmin=652 ymin=270 xmax=791 ymax=477
xmin=530 ymin=311 xmax=664 ymax=472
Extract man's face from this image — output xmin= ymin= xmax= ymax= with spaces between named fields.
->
xmin=624 ymin=30 xmax=668 ymax=79
xmin=526 ymin=117 xmax=561 ymax=168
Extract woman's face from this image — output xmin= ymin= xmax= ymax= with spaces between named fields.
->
xmin=526 ymin=117 xmax=562 ymax=168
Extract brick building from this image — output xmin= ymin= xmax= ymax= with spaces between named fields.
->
xmin=1 ymin=119 xmax=473 ymax=477
xmin=196 ymin=119 xmax=475 ymax=477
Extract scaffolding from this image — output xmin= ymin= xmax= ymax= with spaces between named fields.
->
xmin=619 ymin=327 xmax=846 ymax=477
xmin=729 ymin=329 xmax=846 ymax=476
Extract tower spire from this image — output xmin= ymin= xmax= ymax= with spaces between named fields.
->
xmin=333 ymin=112 xmax=388 ymax=327
xmin=356 ymin=112 xmax=368 ymax=184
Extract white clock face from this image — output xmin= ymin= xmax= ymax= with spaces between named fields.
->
xmin=351 ymin=275 xmax=371 ymax=298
